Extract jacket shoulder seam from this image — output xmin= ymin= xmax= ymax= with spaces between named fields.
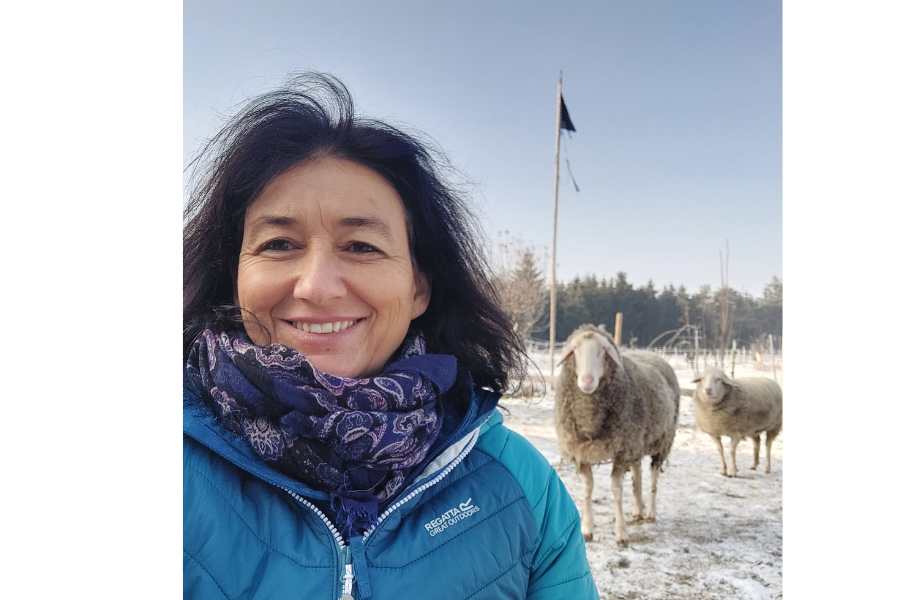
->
xmin=528 ymin=569 xmax=594 ymax=594
xmin=529 ymin=515 xmax=583 ymax=584
xmin=473 ymin=430 xmax=552 ymax=512
xmin=462 ymin=554 xmax=527 ymax=599
xmin=184 ymin=549 xmax=231 ymax=600
xmin=498 ymin=425 xmax=512 ymax=459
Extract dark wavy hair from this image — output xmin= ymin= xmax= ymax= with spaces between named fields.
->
xmin=184 ymin=73 xmax=526 ymax=393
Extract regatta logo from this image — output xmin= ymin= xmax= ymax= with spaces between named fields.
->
xmin=423 ymin=497 xmax=480 ymax=536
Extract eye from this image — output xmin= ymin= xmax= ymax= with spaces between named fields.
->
xmin=344 ymin=241 xmax=381 ymax=254
xmin=260 ymin=239 xmax=296 ymax=252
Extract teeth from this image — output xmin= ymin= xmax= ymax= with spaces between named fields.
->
xmin=293 ymin=320 xmax=357 ymax=334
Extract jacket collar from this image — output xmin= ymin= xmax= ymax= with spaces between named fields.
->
xmin=183 ymin=378 xmax=501 ymax=501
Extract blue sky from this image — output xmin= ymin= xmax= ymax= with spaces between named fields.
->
xmin=185 ymin=0 xmax=781 ymax=295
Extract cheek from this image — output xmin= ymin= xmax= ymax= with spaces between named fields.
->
xmin=365 ymin=267 xmax=418 ymax=315
xmin=371 ymin=296 xmax=412 ymax=341
xmin=237 ymin=262 xmax=285 ymax=313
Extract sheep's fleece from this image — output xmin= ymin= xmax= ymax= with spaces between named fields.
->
xmin=555 ymin=326 xmax=680 ymax=468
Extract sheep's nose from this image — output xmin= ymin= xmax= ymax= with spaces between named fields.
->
xmin=579 ymin=374 xmax=595 ymax=388
xmin=705 ymin=388 xmax=714 ymax=396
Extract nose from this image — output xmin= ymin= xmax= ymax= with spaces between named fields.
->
xmin=291 ymin=244 xmax=347 ymax=304
xmin=579 ymin=374 xmax=594 ymax=388
xmin=705 ymin=387 xmax=714 ymax=396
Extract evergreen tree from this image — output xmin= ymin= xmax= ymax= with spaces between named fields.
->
xmin=530 ymin=270 xmax=782 ymax=349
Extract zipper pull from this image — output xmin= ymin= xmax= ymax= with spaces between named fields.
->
xmin=348 ymin=536 xmax=373 ymax=599
xmin=339 ymin=562 xmax=354 ymax=600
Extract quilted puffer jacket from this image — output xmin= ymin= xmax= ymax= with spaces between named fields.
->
xmin=184 ymin=383 xmax=600 ymax=599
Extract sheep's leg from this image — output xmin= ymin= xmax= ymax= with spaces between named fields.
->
xmin=727 ymin=436 xmax=739 ymax=477
xmin=611 ymin=463 xmax=628 ymax=546
xmin=751 ymin=435 xmax=761 ymax=470
xmin=629 ymin=460 xmax=645 ymax=523
xmin=556 ymin=453 xmax=567 ymax=471
xmin=578 ymin=462 xmax=595 ymax=542
xmin=765 ymin=430 xmax=778 ymax=474
xmin=711 ymin=435 xmax=727 ymax=476
xmin=647 ymin=459 xmax=660 ymax=523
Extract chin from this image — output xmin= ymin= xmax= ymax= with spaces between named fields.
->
xmin=305 ymin=356 xmax=365 ymax=379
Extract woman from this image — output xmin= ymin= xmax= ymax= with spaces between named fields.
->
xmin=184 ymin=73 xmax=599 ymax=599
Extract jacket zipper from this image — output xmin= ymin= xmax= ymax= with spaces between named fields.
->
xmin=361 ymin=426 xmax=480 ymax=541
xmin=279 ymin=486 xmax=352 ymax=599
xmin=231 ymin=415 xmax=488 ymax=598
xmin=340 ymin=547 xmax=354 ymax=600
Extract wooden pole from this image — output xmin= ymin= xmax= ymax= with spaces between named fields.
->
xmin=730 ymin=338 xmax=737 ymax=378
xmin=614 ymin=312 xmax=623 ymax=346
xmin=548 ymin=73 xmax=562 ymax=385
xmin=769 ymin=333 xmax=777 ymax=381
xmin=693 ymin=326 xmax=700 ymax=376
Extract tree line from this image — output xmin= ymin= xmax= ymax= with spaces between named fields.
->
xmin=492 ymin=248 xmax=782 ymax=351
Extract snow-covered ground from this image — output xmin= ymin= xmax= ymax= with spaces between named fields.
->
xmin=502 ymin=351 xmax=783 ymax=600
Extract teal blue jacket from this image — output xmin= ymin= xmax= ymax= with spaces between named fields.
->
xmin=184 ymin=384 xmax=599 ymax=599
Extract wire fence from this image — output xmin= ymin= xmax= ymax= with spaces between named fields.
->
xmin=522 ymin=340 xmax=782 ymax=386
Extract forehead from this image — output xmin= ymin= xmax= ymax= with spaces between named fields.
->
xmin=574 ymin=332 xmax=606 ymax=351
xmin=245 ymin=156 xmax=407 ymax=231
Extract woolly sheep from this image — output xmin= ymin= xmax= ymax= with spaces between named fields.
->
xmin=691 ymin=367 xmax=782 ymax=477
xmin=554 ymin=324 xmax=680 ymax=546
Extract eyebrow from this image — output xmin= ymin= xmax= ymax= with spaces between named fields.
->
xmin=337 ymin=216 xmax=393 ymax=240
xmin=248 ymin=215 xmax=298 ymax=229
xmin=246 ymin=214 xmax=394 ymax=240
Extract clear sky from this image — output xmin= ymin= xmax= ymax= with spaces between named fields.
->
xmin=185 ymin=0 xmax=781 ymax=296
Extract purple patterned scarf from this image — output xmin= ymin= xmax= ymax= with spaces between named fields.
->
xmin=185 ymin=328 xmax=457 ymax=537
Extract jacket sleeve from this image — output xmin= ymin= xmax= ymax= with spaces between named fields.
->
xmin=525 ymin=472 xmax=599 ymax=599
xmin=479 ymin=421 xmax=600 ymax=599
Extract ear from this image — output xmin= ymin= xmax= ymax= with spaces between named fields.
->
xmin=721 ymin=373 xmax=738 ymax=389
xmin=604 ymin=347 xmax=623 ymax=370
xmin=411 ymin=270 xmax=431 ymax=319
xmin=601 ymin=347 xmax=622 ymax=379
xmin=557 ymin=341 xmax=575 ymax=367
xmin=597 ymin=335 xmax=623 ymax=370
xmin=691 ymin=376 xmax=702 ymax=384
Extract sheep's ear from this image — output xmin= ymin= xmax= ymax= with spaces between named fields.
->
xmin=606 ymin=348 xmax=624 ymax=369
xmin=598 ymin=336 xmax=623 ymax=370
xmin=556 ymin=342 xmax=575 ymax=367
xmin=691 ymin=376 xmax=702 ymax=384
xmin=601 ymin=347 xmax=623 ymax=376
xmin=722 ymin=374 xmax=738 ymax=389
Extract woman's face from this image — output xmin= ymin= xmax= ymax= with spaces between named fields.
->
xmin=236 ymin=156 xmax=431 ymax=378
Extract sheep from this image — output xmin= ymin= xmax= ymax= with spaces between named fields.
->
xmin=554 ymin=324 xmax=680 ymax=546
xmin=691 ymin=367 xmax=782 ymax=477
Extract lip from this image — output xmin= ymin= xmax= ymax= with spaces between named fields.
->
xmin=283 ymin=316 xmax=366 ymax=324
xmin=277 ymin=317 xmax=367 ymax=350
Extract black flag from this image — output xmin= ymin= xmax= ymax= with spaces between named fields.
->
xmin=559 ymin=95 xmax=576 ymax=132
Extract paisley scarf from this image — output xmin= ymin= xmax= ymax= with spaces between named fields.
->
xmin=185 ymin=328 xmax=457 ymax=537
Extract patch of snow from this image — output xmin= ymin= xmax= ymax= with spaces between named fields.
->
xmin=704 ymin=570 xmax=771 ymax=600
xmin=503 ymin=350 xmax=783 ymax=599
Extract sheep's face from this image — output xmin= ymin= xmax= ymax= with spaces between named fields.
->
xmin=562 ymin=331 xmax=621 ymax=394
xmin=693 ymin=368 xmax=732 ymax=404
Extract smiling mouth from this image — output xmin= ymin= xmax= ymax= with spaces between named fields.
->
xmin=288 ymin=318 xmax=363 ymax=334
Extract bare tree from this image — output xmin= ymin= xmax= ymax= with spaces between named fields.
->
xmin=491 ymin=232 xmax=547 ymax=344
